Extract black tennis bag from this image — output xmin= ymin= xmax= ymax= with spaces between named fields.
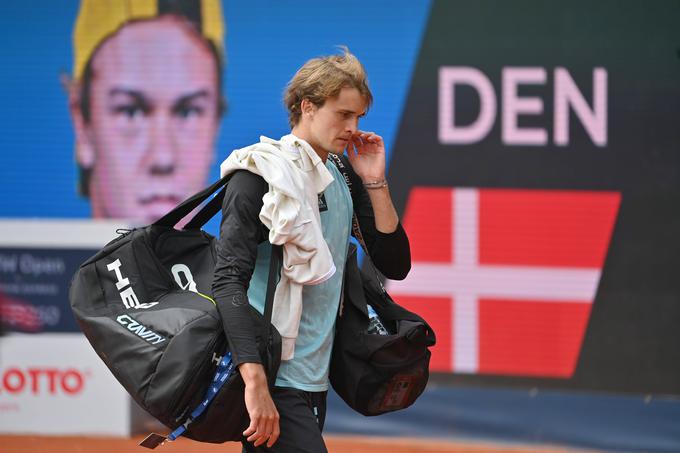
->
xmin=68 ymin=175 xmax=281 ymax=444
xmin=326 ymin=153 xmax=436 ymax=416
xmin=330 ymin=243 xmax=436 ymax=416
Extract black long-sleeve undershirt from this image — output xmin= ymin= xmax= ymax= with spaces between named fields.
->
xmin=211 ymin=159 xmax=411 ymax=366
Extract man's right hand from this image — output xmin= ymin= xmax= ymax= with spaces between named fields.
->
xmin=240 ymin=362 xmax=280 ymax=447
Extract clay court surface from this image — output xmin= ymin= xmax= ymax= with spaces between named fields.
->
xmin=0 ymin=435 xmax=599 ymax=453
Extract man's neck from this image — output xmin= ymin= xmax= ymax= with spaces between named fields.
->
xmin=291 ymin=127 xmax=328 ymax=163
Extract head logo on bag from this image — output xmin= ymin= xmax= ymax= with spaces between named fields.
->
xmin=171 ymin=264 xmax=198 ymax=293
xmin=211 ymin=352 xmax=223 ymax=366
xmin=106 ymin=259 xmax=158 ymax=309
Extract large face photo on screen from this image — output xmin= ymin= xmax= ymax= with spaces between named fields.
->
xmin=67 ymin=0 xmax=225 ymax=225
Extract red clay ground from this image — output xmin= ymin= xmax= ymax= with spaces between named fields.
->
xmin=0 ymin=435 xmax=601 ymax=453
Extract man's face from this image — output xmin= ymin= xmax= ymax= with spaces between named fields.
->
xmin=75 ymin=17 xmax=220 ymax=224
xmin=305 ymin=87 xmax=367 ymax=155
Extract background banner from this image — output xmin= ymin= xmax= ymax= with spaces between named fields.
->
xmin=0 ymin=333 xmax=130 ymax=436
xmin=386 ymin=0 xmax=680 ymax=395
xmin=0 ymin=0 xmax=678 ymax=402
xmin=1 ymin=1 xmax=679 ymax=450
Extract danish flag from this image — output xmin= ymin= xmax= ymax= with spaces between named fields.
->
xmin=387 ymin=188 xmax=620 ymax=378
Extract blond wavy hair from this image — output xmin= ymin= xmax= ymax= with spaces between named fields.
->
xmin=284 ymin=46 xmax=373 ymax=128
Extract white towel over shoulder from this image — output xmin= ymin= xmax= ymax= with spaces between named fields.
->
xmin=220 ymin=134 xmax=336 ymax=360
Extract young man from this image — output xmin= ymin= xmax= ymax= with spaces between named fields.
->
xmin=212 ymin=48 xmax=411 ymax=452
xmin=67 ymin=0 xmax=225 ymax=225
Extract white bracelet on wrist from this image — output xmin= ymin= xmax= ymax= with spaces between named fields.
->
xmin=363 ymin=179 xmax=388 ymax=189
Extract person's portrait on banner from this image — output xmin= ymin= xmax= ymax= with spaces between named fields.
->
xmin=65 ymin=0 xmax=225 ymax=225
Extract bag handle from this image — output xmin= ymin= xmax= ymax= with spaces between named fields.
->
xmin=183 ymin=186 xmax=227 ymax=230
xmin=153 ymin=173 xmax=234 ymax=228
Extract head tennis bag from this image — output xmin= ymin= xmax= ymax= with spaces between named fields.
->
xmin=330 ymin=243 xmax=436 ymax=416
xmin=69 ymin=174 xmax=281 ymax=443
xmin=326 ymin=153 xmax=436 ymax=416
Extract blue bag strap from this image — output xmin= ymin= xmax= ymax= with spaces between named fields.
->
xmin=166 ymin=243 xmax=281 ymax=442
xmin=167 ymin=351 xmax=235 ymax=441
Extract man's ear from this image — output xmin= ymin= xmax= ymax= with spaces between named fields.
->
xmin=63 ymin=74 xmax=95 ymax=169
xmin=300 ymin=98 xmax=317 ymax=118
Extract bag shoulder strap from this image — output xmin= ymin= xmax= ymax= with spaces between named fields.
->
xmin=326 ymin=154 xmax=370 ymax=253
xmin=183 ymin=186 xmax=227 ymax=230
xmin=327 ymin=153 xmax=384 ymax=289
xmin=154 ymin=173 xmax=233 ymax=228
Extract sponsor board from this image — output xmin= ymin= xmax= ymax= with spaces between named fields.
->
xmin=0 ymin=220 xmax=123 ymax=333
xmin=0 ymin=333 xmax=131 ymax=436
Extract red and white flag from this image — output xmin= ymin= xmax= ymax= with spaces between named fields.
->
xmin=387 ymin=187 xmax=620 ymax=378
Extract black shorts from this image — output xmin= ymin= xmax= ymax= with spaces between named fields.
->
xmin=242 ymin=386 xmax=328 ymax=453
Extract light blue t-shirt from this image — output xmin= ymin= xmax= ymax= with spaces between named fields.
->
xmin=246 ymin=161 xmax=353 ymax=391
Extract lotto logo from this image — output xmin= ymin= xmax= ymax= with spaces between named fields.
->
xmin=388 ymin=187 xmax=620 ymax=378
xmin=0 ymin=367 xmax=88 ymax=395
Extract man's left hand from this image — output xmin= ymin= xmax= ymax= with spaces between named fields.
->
xmin=346 ymin=130 xmax=386 ymax=183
